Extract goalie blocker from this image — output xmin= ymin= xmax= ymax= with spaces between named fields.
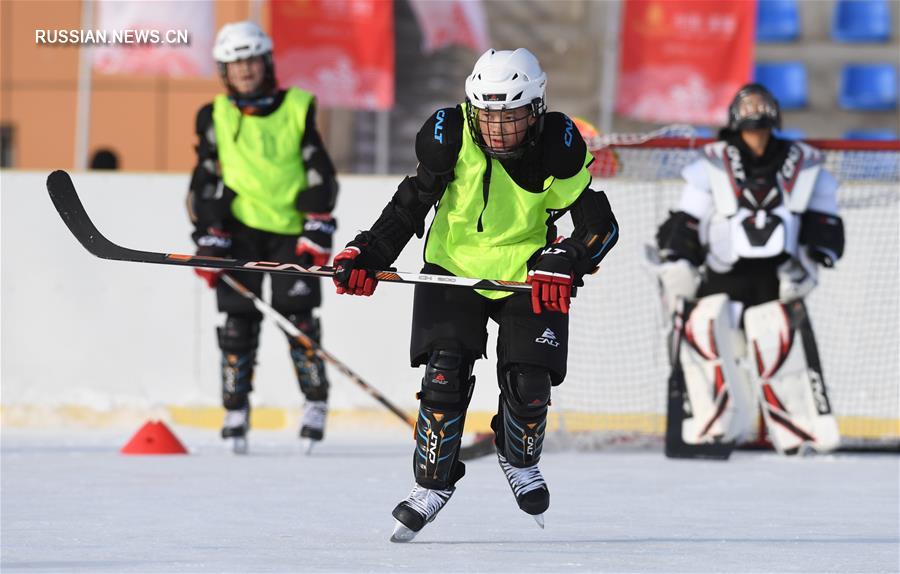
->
xmin=669 ymin=294 xmax=839 ymax=456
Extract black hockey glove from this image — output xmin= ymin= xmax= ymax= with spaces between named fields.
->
xmin=295 ymin=214 xmax=336 ymax=267
xmin=192 ymin=226 xmax=232 ymax=288
xmin=528 ymin=239 xmax=579 ymax=315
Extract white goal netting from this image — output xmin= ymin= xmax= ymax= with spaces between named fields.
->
xmin=553 ymin=136 xmax=899 ymax=450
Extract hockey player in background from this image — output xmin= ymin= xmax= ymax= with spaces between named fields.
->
xmin=655 ymin=83 xmax=844 ymax=456
xmin=186 ymin=21 xmax=339 ymax=453
xmin=332 ymin=48 xmax=618 ymax=541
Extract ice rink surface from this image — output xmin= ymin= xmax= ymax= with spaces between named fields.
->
xmin=2 ymin=426 xmax=898 ymax=574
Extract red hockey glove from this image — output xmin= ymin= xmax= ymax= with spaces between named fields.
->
xmin=194 ymin=268 xmax=222 ymax=288
xmin=527 ymin=240 xmax=578 ymax=315
xmin=295 ymin=214 xmax=336 ymax=267
xmin=333 ymin=246 xmax=378 ymax=296
xmin=192 ymin=226 xmax=232 ymax=289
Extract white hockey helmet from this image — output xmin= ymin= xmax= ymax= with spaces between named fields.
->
xmin=213 ymin=21 xmax=273 ymax=63
xmin=465 ymin=48 xmax=546 ymax=111
xmin=464 ymin=48 xmax=547 ymax=158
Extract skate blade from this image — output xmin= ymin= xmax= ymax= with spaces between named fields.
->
xmin=302 ymin=438 xmax=316 ymax=455
xmin=231 ymin=437 xmax=248 ymax=455
xmin=389 ymin=521 xmax=418 ymax=543
xmin=532 ymin=514 xmax=545 ymax=529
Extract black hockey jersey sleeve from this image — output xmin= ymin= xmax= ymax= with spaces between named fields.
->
xmin=295 ymin=102 xmax=339 ymax=215
xmin=187 ymin=103 xmax=234 ymax=233
xmin=348 ymin=107 xmax=463 ymax=266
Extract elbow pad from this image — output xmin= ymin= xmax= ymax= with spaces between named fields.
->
xmin=656 ymin=211 xmax=704 ymax=267
xmin=567 ymin=188 xmax=619 ymax=276
xmin=800 ymin=210 xmax=844 ymax=267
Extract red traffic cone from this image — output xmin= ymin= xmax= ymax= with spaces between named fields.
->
xmin=120 ymin=420 xmax=188 ymax=455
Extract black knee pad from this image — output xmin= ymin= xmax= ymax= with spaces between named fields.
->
xmin=496 ymin=364 xmax=551 ymax=467
xmin=217 ymin=315 xmax=260 ymax=353
xmin=419 ymin=349 xmax=475 ymax=409
xmin=500 ymin=364 xmax=551 ymax=418
xmin=413 ymin=349 xmax=475 ymax=490
xmin=287 ymin=311 xmax=321 ymax=343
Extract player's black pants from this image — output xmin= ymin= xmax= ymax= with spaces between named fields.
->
xmin=215 ymin=222 xmax=327 ymax=411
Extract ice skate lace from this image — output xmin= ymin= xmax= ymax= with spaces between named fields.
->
xmin=302 ymin=401 xmax=327 ymax=430
xmin=498 ymin=453 xmax=546 ymax=497
xmin=223 ymin=409 xmax=248 ymax=429
xmin=403 ymin=485 xmax=452 ymax=520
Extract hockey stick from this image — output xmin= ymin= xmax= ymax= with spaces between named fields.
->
xmin=220 ymin=273 xmax=415 ymax=427
xmin=46 ymin=170 xmax=530 ymax=294
xmin=221 ymin=274 xmax=496 ymax=461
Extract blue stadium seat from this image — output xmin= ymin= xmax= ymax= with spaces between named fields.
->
xmin=754 ymin=62 xmax=808 ymax=109
xmin=843 ymin=129 xmax=899 ymax=140
xmin=839 ymin=64 xmax=898 ymax=110
xmin=832 ymin=0 xmax=892 ymax=42
xmin=774 ymin=127 xmax=806 ymax=140
xmin=757 ymin=0 xmax=800 ymax=42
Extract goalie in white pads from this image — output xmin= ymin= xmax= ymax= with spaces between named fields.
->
xmin=655 ymin=84 xmax=844 ymax=455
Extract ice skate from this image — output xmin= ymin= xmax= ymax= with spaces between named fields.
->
xmin=389 ymin=484 xmax=455 ymax=543
xmin=299 ymin=400 xmax=327 ymax=454
xmin=498 ymin=452 xmax=548 ymax=528
xmin=221 ymin=406 xmax=249 ymax=455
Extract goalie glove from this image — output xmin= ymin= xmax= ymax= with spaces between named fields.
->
xmin=296 ymin=214 xmax=336 ymax=267
xmin=656 ymin=259 xmax=701 ymax=316
xmin=528 ymin=239 xmax=578 ymax=315
xmin=778 ymin=250 xmax=819 ymax=303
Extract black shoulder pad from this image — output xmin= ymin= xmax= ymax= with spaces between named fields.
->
xmin=195 ymin=103 xmax=214 ymax=136
xmin=415 ymin=106 xmax=463 ymax=175
xmin=541 ymin=112 xmax=588 ymax=180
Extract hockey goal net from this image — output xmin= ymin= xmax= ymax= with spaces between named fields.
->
xmin=553 ymin=131 xmax=900 ymax=451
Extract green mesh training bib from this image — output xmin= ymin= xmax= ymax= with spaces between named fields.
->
xmin=424 ymin=103 xmax=592 ymax=299
xmin=213 ymin=87 xmax=313 ymax=235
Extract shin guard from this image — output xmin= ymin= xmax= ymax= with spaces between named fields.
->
xmin=413 ymin=349 xmax=474 ymax=490
xmin=287 ymin=313 xmax=329 ymax=402
xmin=495 ymin=365 xmax=551 ymax=467
xmin=218 ymin=316 xmax=259 ymax=410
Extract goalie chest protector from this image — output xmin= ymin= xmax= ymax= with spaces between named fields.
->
xmin=698 ymin=141 xmax=825 ymax=266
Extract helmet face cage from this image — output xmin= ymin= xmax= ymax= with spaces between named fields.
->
xmin=465 ymin=98 xmax=546 ymax=160
xmin=728 ymin=84 xmax=782 ymax=131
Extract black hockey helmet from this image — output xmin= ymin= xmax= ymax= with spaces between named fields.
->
xmin=727 ymin=83 xmax=782 ymax=132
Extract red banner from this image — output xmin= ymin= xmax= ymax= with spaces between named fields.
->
xmin=271 ymin=0 xmax=394 ymax=110
xmin=616 ymin=0 xmax=755 ymax=124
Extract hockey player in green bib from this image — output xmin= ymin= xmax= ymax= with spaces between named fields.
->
xmin=332 ymin=48 xmax=619 ymax=541
xmin=187 ymin=21 xmax=339 ymax=454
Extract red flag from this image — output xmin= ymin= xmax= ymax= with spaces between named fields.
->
xmin=408 ymin=0 xmax=490 ymax=55
xmin=271 ymin=0 xmax=394 ymax=110
xmin=616 ymin=0 xmax=755 ymax=124
xmin=92 ymin=1 xmax=214 ymax=77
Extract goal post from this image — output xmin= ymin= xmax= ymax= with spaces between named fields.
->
xmin=552 ymin=134 xmax=900 ymax=451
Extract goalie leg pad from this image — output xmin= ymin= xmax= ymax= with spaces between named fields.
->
xmin=286 ymin=312 xmax=329 ymax=402
xmin=677 ymin=294 xmax=755 ymax=444
xmin=217 ymin=315 xmax=260 ymax=410
xmin=744 ymin=300 xmax=839 ymax=455
xmin=413 ymin=349 xmax=474 ymax=489
xmin=493 ymin=364 xmax=551 ymax=467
